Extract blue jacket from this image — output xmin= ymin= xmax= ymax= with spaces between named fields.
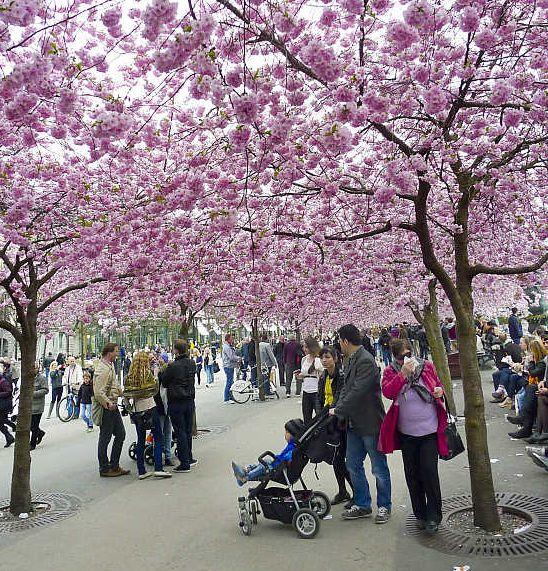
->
xmin=272 ymin=439 xmax=296 ymax=468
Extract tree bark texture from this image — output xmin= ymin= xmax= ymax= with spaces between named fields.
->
xmin=422 ymin=288 xmax=456 ymax=415
xmin=252 ymin=319 xmax=264 ymax=401
xmin=455 ymin=296 xmax=501 ymax=531
xmin=10 ymin=330 xmax=37 ymax=516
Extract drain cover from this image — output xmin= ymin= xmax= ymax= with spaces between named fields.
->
xmin=0 ymin=492 xmax=81 ymax=534
xmin=194 ymin=425 xmax=230 ymax=439
xmin=404 ymin=493 xmax=548 ymax=558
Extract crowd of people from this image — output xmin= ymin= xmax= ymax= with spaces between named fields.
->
xmin=1 ymin=311 xmax=546 ymax=533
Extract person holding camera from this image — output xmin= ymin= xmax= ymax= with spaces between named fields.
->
xmin=379 ymin=339 xmax=448 ymax=535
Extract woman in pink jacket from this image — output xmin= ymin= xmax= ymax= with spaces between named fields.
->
xmin=378 ymin=339 xmax=448 ymax=535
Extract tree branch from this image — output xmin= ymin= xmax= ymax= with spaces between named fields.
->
xmin=0 ymin=319 xmax=22 ymax=343
xmin=470 ymin=252 xmax=548 ymax=277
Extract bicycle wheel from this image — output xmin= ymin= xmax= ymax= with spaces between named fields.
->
xmin=231 ymin=381 xmax=251 ymax=404
xmin=57 ymin=396 xmax=73 ymax=422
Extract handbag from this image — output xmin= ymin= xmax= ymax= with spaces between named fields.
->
xmin=213 ymin=361 xmax=220 ymax=374
xmin=439 ymin=396 xmax=465 ymax=461
xmin=130 ymin=407 xmax=154 ymax=430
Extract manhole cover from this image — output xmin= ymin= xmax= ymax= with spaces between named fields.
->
xmin=0 ymin=492 xmax=81 ymax=534
xmin=194 ymin=425 xmax=230 ymax=439
xmin=404 ymin=493 xmax=548 ymax=557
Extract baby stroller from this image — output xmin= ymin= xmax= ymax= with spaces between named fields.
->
xmin=128 ymin=433 xmax=177 ymax=465
xmin=236 ymin=409 xmax=340 ymax=539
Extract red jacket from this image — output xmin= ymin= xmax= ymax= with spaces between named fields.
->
xmin=378 ymin=361 xmax=449 ymax=456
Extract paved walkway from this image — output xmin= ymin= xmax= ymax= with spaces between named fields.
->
xmin=0 ymin=371 xmax=546 ymax=571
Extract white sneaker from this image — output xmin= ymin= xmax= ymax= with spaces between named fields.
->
xmin=138 ymin=472 xmax=154 ymax=480
xmin=154 ymin=471 xmax=172 ymax=478
xmin=223 ymin=400 xmax=235 ymax=405
xmin=86 ymin=427 xmax=93 ymax=433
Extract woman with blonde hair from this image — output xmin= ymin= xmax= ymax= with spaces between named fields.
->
xmin=125 ymin=352 xmax=171 ymax=479
xmin=508 ymin=339 xmax=548 ymax=439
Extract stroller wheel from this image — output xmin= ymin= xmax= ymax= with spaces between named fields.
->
xmin=310 ymin=492 xmax=331 ymax=519
xmin=250 ymin=499 xmax=259 ymax=525
xmin=292 ymin=508 xmax=319 ymax=539
xmin=128 ymin=442 xmax=137 ymax=460
xmin=239 ymin=509 xmax=253 ymax=536
xmin=145 ymin=445 xmax=155 ymax=466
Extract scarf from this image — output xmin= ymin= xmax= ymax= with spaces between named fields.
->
xmin=391 ymin=357 xmax=433 ymax=404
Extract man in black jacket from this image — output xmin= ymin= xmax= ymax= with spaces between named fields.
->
xmin=160 ymin=340 xmax=196 ymax=473
xmin=329 ymin=324 xmax=392 ymax=524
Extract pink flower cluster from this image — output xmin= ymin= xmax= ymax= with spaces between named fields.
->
xmin=387 ymin=21 xmax=419 ymax=51
xmin=92 ymin=110 xmax=132 ymax=139
xmin=422 ymin=85 xmax=449 ymax=115
xmin=0 ymin=0 xmax=38 ymax=26
xmin=142 ymin=0 xmax=178 ymax=41
xmin=459 ymin=6 xmax=480 ymax=33
xmin=233 ymin=95 xmax=258 ymax=123
xmin=101 ymin=8 xmax=122 ymax=38
xmin=301 ymin=40 xmax=340 ymax=83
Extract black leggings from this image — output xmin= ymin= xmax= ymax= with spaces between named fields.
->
xmin=302 ymin=392 xmax=321 ymax=425
xmin=333 ymin=429 xmax=353 ymax=495
xmin=30 ymin=413 xmax=44 ymax=446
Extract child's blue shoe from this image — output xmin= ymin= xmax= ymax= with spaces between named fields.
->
xmin=232 ymin=461 xmax=247 ymax=486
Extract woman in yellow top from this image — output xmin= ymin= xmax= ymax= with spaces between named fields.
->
xmin=319 ymin=346 xmax=353 ymax=507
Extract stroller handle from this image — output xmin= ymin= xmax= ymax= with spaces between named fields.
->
xmin=258 ymin=451 xmax=276 ymax=468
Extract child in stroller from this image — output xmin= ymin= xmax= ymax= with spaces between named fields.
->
xmin=234 ymin=409 xmax=339 ymax=539
xmin=232 ymin=419 xmax=302 ymax=486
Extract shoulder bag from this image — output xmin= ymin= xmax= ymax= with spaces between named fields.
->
xmin=439 ymin=396 xmax=465 ymax=461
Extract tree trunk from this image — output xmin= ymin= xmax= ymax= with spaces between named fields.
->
xmin=252 ymin=318 xmax=264 ymax=401
xmin=422 ymin=291 xmax=456 ymax=415
xmin=10 ymin=329 xmax=37 ymax=516
xmin=455 ymin=300 xmax=501 ymax=531
xmin=179 ymin=319 xmax=189 ymax=341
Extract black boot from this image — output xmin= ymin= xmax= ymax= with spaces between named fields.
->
xmin=4 ymin=434 xmax=15 ymax=448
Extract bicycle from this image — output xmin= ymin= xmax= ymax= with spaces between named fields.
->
xmin=231 ymin=367 xmax=280 ymax=404
xmin=57 ymin=385 xmax=79 ymax=422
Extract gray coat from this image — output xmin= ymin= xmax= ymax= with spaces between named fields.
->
xmin=334 ymin=346 xmax=385 ymax=436
xmin=32 ymin=374 xmax=49 ymax=415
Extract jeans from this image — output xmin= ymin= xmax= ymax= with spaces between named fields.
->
xmin=382 ymin=348 xmax=391 ymax=367
xmin=516 ymin=387 xmax=526 ymax=414
xmin=419 ymin=345 xmax=429 ymax=360
xmin=302 ymin=391 xmax=321 ymax=425
xmin=205 ymin=364 xmax=214 ymax=385
xmin=247 ymin=462 xmax=271 ymax=481
xmin=492 ymin=367 xmax=512 ymax=391
xmin=224 ymin=367 xmax=235 ymax=401
xmin=97 ymin=407 xmax=126 ymax=473
xmin=0 ymin=411 xmax=14 ymax=443
xmin=135 ymin=408 xmax=163 ymax=474
xmin=48 ymin=386 xmax=63 ymax=417
xmin=196 ymin=365 xmax=202 ymax=385
xmin=250 ymin=364 xmax=257 ymax=388
xmin=399 ymin=432 xmax=442 ymax=524
xmin=169 ymin=399 xmax=194 ymax=469
xmin=345 ymin=428 xmax=392 ymax=510
xmin=241 ymin=361 xmax=249 ymax=383
xmin=157 ymin=414 xmax=173 ymax=460
xmin=81 ymin=403 xmax=92 ymax=428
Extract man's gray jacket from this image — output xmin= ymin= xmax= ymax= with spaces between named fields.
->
xmin=334 ymin=346 xmax=385 ymax=436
